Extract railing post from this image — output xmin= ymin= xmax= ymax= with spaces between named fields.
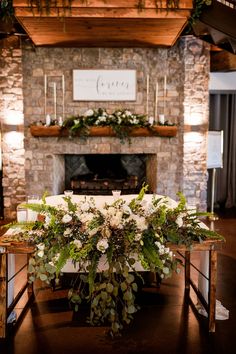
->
xmin=0 ymin=252 xmax=7 ymax=339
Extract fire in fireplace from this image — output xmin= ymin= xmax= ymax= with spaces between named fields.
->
xmin=65 ymin=154 xmax=147 ymax=195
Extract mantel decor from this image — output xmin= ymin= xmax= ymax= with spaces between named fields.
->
xmin=3 ymin=186 xmax=224 ymax=336
xmin=30 ymin=108 xmax=177 ymax=142
xmin=30 ymin=125 xmax=177 ymax=138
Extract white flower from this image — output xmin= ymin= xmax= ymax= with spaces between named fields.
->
xmin=73 ymin=119 xmax=79 ymax=125
xmin=64 ymin=228 xmax=71 ymax=237
xmin=37 ymin=250 xmax=44 ymax=258
xmin=97 ymin=239 xmax=109 ymax=253
xmin=45 ymin=215 xmax=51 ymax=225
xmin=37 ymin=243 xmax=45 ymax=251
xmin=84 ymin=109 xmax=94 ymax=117
xmin=135 ymin=233 xmax=142 ymax=241
xmin=176 ymin=215 xmax=183 ymax=228
xmin=131 ymin=214 xmax=147 ymax=231
xmin=80 ymin=212 xmax=94 ymax=224
xmin=163 ymin=267 xmax=170 ymax=275
xmin=53 ymin=253 xmax=60 ymax=262
xmin=125 ymin=110 xmax=132 ymax=116
xmin=80 ymin=201 xmax=90 ymax=212
xmin=73 ymin=239 xmax=82 ymax=249
xmin=155 ymin=241 xmax=161 ymax=249
xmin=109 ymin=211 xmax=123 ymax=228
xmin=122 ymin=204 xmax=132 ymax=215
xmin=62 ymin=214 xmax=72 ymax=223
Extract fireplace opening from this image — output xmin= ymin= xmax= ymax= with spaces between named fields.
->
xmin=65 ymin=154 xmax=148 ymax=195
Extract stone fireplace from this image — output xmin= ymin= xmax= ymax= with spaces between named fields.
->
xmin=0 ymin=36 xmax=210 ymax=219
xmin=65 ymin=154 xmax=149 ymax=195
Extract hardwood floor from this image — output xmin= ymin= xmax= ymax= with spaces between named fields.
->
xmin=1 ymin=212 xmax=236 ymax=354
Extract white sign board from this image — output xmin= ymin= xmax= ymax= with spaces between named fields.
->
xmin=73 ymin=70 xmax=136 ymax=101
xmin=207 ymin=130 xmax=224 ymax=169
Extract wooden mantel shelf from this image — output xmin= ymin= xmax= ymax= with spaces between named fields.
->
xmin=29 ymin=125 xmax=177 ymax=138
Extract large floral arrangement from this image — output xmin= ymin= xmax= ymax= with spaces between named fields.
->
xmin=8 ymin=186 xmax=223 ymax=336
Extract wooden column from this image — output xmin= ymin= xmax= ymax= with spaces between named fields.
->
xmin=208 ymin=249 xmax=217 ymax=332
xmin=0 ymin=253 xmax=7 ymax=339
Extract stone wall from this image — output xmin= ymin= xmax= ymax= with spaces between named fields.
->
xmin=0 ymin=42 xmax=26 ymax=220
xmin=0 ymin=36 xmax=210 ymax=219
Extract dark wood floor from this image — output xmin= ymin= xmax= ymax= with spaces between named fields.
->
xmin=1 ymin=210 xmax=236 ymax=354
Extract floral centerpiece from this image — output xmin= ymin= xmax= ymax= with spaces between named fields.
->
xmin=6 ymin=186 xmax=223 ymax=336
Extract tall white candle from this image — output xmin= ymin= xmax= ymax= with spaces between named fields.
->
xmin=44 ymin=74 xmax=47 ymax=117
xmin=146 ymin=74 xmax=149 ymax=117
xmin=62 ymin=74 xmax=65 ymax=120
xmin=163 ymin=75 xmax=167 ymax=116
xmin=54 ymin=82 xmax=57 ymax=120
xmin=154 ymin=81 xmax=158 ymax=122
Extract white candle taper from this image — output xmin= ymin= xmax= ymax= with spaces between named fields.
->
xmin=154 ymin=81 xmax=158 ymax=123
xmin=163 ymin=75 xmax=167 ymax=116
xmin=62 ymin=74 xmax=65 ymax=120
xmin=53 ymin=82 xmax=57 ymax=121
xmin=146 ymin=74 xmax=149 ymax=117
xmin=44 ymin=74 xmax=47 ymax=117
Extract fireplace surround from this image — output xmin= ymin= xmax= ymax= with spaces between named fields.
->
xmin=0 ymin=37 xmax=210 ymax=219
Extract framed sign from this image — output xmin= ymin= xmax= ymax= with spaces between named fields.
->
xmin=207 ymin=130 xmax=224 ymax=169
xmin=73 ymin=69 xmax=136 ymax=101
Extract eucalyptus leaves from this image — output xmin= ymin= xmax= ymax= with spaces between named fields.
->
xmin=10 ymin=187 xmax=223 ymax=336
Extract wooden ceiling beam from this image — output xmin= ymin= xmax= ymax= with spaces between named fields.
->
xmin=14 ymin=8 xmax=191 ymax=19
xmin=14 ymin=0 xmax=193 ymax=10
xmin=12 ymin=0 xmax=193 ymax=47
xmin=211 ymin=50 xmax=236 ymax=72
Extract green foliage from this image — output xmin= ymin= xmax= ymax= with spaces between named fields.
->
xmin=6 ymin=187 xmax=224 ymax=336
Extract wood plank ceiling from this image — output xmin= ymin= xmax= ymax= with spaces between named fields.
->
xmin=13 ymin=0 xmax=193 ymax=47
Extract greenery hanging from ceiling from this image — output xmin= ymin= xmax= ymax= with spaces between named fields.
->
xmin=0 ymin=0 xmax=212 ymax=26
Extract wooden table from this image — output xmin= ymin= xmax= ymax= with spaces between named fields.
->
xmin=0 ymin=236 xmax=223 ymax=339
xmin=0 ymin=237 xmax=34 ymax=340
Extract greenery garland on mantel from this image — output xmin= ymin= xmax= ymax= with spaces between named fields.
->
xmin=0 ymin=0 xmax=212 ymax=28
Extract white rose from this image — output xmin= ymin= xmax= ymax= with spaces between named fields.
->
xmin=37 ymin=250 xmax=44 ymax=258
xmin=135 ymin=233 xmax=142 ymax=241
xmin=122 ymin=205 xmax=132 ymax=215
xmin=53 ymin=253 xmax=60 ymax=262
xmin=62 ymin=214 xmax=72 ymax=223
xmin=80 ymin=201 xmax=90 ymax=212
xmin=84 ymin=109 xmax=94 ymax=117
xmin=106 ymin=206 xmax=116 ymax=216
xmin=163 ymin=267 xmax=170 ymax=275
xmin=176 ymin=215 xmax=183 ymax=228
xmin=73 ymin=239 xmax=82 ymax=249
xmin=96 ymin=239 xmax=109 ymax=253
xmin=133 ymin=215 xmax=147 ymax=231
xmin=64 ymin=228 xmax=71 ymax=237
xmin=45 ymin=215 xmax=51 ymax=225
xmin=37 ymin=243 xmax=45 ymax=251
xmin=80 ymin=212 xmax=94 ymax=224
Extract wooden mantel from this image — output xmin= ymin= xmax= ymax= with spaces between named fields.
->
xmin=29 ymin=125 xmax=178 ymax=138
xmin=13 ymin=0 xmax=193 ymax=47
